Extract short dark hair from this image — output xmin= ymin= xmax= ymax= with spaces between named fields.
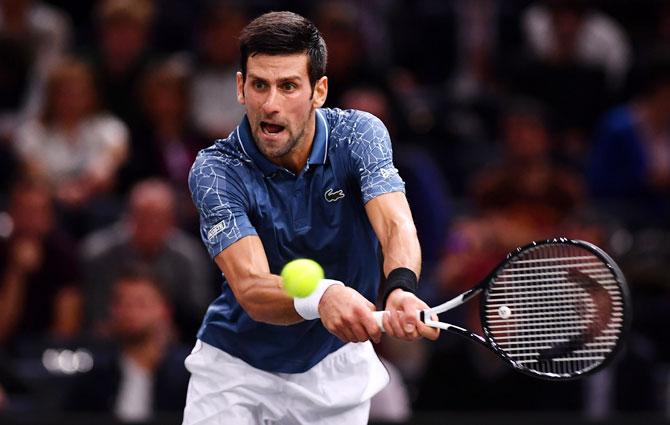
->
xmin=239 ymin=11 xmax=327 ymax=87
xmin=114 ymin=262 xmax=169 ymax=301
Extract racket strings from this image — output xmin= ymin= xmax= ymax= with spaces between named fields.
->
xmin=483 ymin=244 xmax=625 ymax=377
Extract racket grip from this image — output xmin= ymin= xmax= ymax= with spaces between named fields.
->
xmin=373 ymin=310 xmax=427 ymax=333
xmin=373 ymin=311 xmax=386 ymax=332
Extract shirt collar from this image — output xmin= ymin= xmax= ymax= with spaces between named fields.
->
xmin=236 ymin=109 xmax=329 ymax=176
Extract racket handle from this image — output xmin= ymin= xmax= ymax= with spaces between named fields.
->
xmin=373 ymin=311 xmax=387 ymax=332
xmin=372 ymin=310 xmax=425 ymax=333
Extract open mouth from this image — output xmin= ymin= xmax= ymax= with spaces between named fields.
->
xmin=260 ymin=121 xmax=286 ymax=135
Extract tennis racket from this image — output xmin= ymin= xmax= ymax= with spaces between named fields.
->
xmin=373 ymin=238 xmax=630 ymax=380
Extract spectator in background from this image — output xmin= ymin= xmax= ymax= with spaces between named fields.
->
xmin=13 ymin=58 xmax=128 ymax=235
xmin=471 ymin=98 xmax=584 ymax=226
xmin=135 ymin=58 xmax=203 ymax=188
xmin=65 ymin=267 xmax=190 ymax=422
xmin=0 ymin=0 xmax=71 ymax=137
xmin=512 ymin=0 xmax=622 ymax=166
xmin=121 ymin=58 xmax=206 ymax=230
xmin=80 ymin=179 xmax=214 ymax=342
xmin=523 ymin=0 xmax=632 ymax=90
xmin=438 ymin=98 xmax=585 ymax=299
xmin=89 ymin=0 xmax=155 ymax=128
xmin=190 ymin=0 xmax=246 ymax=139
xmin=0 ymin=180 xmax=81 ymax=352
xmin=587 ymin=57 xmax=670 ymax=228
xmin=313 ymin=1 xmax=383 ymax=107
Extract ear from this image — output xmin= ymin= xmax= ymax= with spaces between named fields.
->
xmin=236 ymin=71 xmax=245 ymax=105
xmin=312 ymin=76 xmax=328 ymax=109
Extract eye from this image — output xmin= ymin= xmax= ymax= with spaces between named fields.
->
xmin=252 ymin=80 xmax=267 ymax=90
xmin=280 ymin=82 xmax=297 ymax=91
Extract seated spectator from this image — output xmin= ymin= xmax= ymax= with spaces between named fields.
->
xmin=471 ymin=98 xmax=584 ymax=227
xmin=511 ymin=0 xmax=617 ymax=165
xmin=190 ymin=0 xmax=246 ymax=139
xmin=438 ymin=98 xmax=586 ymax=300
xmin=313 ymin=1 xmax=386 ymax=107
xmin=80 ymin=179 xmax=214 ymax=341
xmin=120 ymin=58 xmax=207 ymax=231
xmin=0 ymin=180 xmax=81 ymax=351
xmin=587 ymin=57 xmax=670 ymax=227
xmin=64 ymin=267 xmax=190 ymax=421
xmin=523 ymin=0 xmax=632 ymax=90
xmin=13 ymin=58 xmax=128 ymax=231
xmin=88 ymin=0 xmax=155 ymax=128
xmin=0 ymin=0 xmax=71 ymax=135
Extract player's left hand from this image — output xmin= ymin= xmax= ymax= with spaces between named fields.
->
xmin=383 ymin=289 xmax=439 ymax=341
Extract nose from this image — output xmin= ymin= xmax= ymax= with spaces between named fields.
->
xmin=261 ymin=87 xmax=280 ymax=115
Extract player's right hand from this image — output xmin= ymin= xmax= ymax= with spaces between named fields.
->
xmin=318 ymin=285 xmax=381 ymax=344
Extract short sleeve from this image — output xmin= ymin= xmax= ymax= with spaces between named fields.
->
xmin=188 ymin=153 xmax=257 ymax=258
xmin=347 ymin=111 xmax=405 ymax=203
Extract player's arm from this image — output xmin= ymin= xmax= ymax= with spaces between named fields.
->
xmin=214 ymin=235 xmax=302 ymax=325
xmin=365 ymin=191 xmax=439 ymax=341
xmin=215 ymin=236 xmax=381 ymax=342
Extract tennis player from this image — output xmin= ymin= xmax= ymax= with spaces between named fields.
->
xmin=183 ymin=11 xmax=438 ymax=425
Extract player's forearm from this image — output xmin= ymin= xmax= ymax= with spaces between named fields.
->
xmin=214 ymin=237 xmax=304 ymax=325
xmin=233 ymin=274 xmax=304 ymax=325
xmin=380 ymin=219 xmax=421 ymax=278
xmin=365 ymin=192 xmax=421 ymax=277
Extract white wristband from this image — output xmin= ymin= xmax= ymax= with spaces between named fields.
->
xmin=294 ymin=279 xmax=344 ymax=320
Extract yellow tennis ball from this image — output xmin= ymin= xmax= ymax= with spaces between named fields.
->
xmin=281 ymin=259 xmax=324 ymax=298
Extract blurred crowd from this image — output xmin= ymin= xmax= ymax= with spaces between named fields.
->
xmin=0 ymin=0 xmax=669 ymax=422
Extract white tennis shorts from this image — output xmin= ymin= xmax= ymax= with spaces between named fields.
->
xmin=181 ymin=339 xmax=389 ymax=425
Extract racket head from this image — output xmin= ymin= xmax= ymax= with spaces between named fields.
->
xmin=479 ymin=238 xmax=630 ymax=381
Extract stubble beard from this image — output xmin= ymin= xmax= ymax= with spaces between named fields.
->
xmin=254 ymin=110 xmax=311 ymax=161
xmin=257 ymin=124 xmax=306 ymax=160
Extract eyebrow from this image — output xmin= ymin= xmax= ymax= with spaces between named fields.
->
xmin=248 ymin=73 xmax=303 ymax=83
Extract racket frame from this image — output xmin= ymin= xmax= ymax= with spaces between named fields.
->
xmin=419 ymin=238 xmax=631 ymax=380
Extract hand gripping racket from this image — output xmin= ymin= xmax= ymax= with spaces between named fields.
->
xmin=373 ymin=238 xmax=630 ymax=380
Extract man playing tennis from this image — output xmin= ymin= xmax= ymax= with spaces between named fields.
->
xmin=183 ymin=11 xmax=438 ymax=425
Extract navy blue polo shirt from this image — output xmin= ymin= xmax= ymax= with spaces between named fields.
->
xmin=188 ymin=108 xmax=405 ymax=373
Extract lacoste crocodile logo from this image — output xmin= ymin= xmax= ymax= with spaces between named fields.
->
xmin=324 ymin=188 xmax=345 ymax=202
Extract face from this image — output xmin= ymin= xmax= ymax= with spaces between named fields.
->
xmin=144 ymin=77 xmax=185 ymax=123
xmin=237 ymin=53 xmax=327 ymax=168
xmin=111 ymin=279 xmax=168 ymax=343
xmin=101 ymin=20 xmax=148 ymax=68
xmin=129 ymin=198 xmax=174 ymax=254
xmin=52 ymin=76 xmax=95 ymax=122
xmin=504 ymin=114 xmax=549 ymax=160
